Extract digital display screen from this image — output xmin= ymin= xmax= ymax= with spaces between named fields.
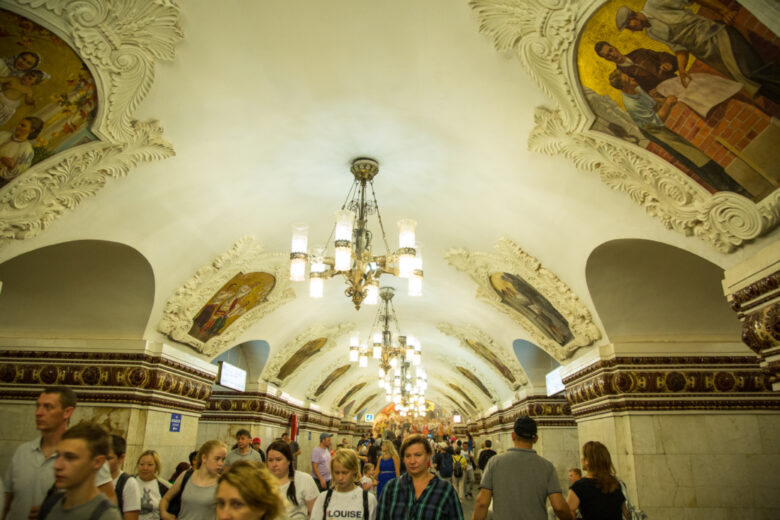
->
xmin=217 ymin=361 xmax=246 ymax=392
xmin=546 ymin=366 xmax=565 ymax=396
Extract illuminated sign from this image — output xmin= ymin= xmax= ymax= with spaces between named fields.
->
xmin=453 ymin=414 xmax=462 ymax=423
xmin=546 ymin=366 xmax=564 ymax=396
xmin=365 ymin=414 xmax=374 ymax=422
xmin=217 ymin=361 xmax=246 ymax=392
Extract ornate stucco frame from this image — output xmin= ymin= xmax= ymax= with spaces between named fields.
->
xmin=157 ymin=237 xmax=295 ymax=357
xmin=0 ymin=0 xmax=181 ymax=244
xmin=469 ymin=0 xmax=779 ymax=253
xmin=262 ymin=321 xmax=355 ymax=386
xmin=445 ymin=238 xmax=602 ymax=361
xmin=437 ymin=321 xmax=530 ymax=389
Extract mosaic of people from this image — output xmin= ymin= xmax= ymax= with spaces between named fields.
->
xmin=338 ymin=382 xmax=367 ymax=407
xmin=489 ymin=272 xmax=574 ymax=346
xmin=372 ymin=402 xmax=453 ymax=441
xmin=448 ymin=383 xmax=477 ymax=409
xmin=189 ymin=271 xmax=275 ymax=343
xmin=275 ymin=337 xmax=328 ymax=381
xmin=314 ymin=364 xmax=351 ymax=397
xmin=579 ymin=0 xmax=780 ymax=201
xmin=0 ymin=9 xmax=98 ymax=189
xmin=465 ymin=338 xmax=517 ymax=384
xmin=456 ymin=366 xmax=492 ymax=399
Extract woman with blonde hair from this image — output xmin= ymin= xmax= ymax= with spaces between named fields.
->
xmin=567 ymin=441 xmax=628 ymax=519
xmin=216 ymin=460 xmax=284 ymax=520
xmin=311 ymin=449 xmax=376 ymax=520
xmin=161 ymin=440 xmax=226 ymax=520
xmin=375 ymin=439 xmax=400 ymax=498
xmin=135 ymin=450 xmax=170 ymax=520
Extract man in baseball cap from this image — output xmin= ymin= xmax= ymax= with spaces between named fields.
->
xmin=311 ymin=433 xmax=333 ymax=491
xmin=473 ymin=416 xmax=571 ymax=520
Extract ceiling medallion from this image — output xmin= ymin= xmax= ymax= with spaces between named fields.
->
xmin=289 ymin=158 xmax=423 ymax=310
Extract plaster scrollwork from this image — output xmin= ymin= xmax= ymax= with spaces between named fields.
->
xmin=437 ymin=321 xmax=530 ymax=388
xmin=262 ymin=322 xmax=355 ymax=386
xmin=157 ymin=237 xmax=295 ymax=357
xmin=1 ymin=0 xmax=182 ymax=245
xmin=468 ymin=0 xmax=779 ymax=252
xmin=433 ymin=354 xmax=501 ymax=403
xmin=445 ymin=238 xmax=601 ymax=361
xmin=305 ymin=359 xmax=354 ymax=402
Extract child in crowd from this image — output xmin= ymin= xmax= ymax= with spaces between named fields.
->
xmin=360 ymin=463 xmax=378 ymax=494
xmin=311 ymin=449 xmax=377 ymax=520
xmin=107 ymin=435 xmax=140 ymax=520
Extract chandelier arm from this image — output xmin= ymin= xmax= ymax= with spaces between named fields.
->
xmin=369 ymin=180 xmax=392 ymax=254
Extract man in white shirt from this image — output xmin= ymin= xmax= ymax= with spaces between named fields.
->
xmin=107 ymin=435 xmax=140 ymax=520
xmin=3 ymin=386 xmax=117 ymax=520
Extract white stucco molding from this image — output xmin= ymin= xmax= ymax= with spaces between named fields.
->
xmin=445 ymin=238 xmax=602 ymax=361
xmin=157 ymin=237 xmax=295 ymax=357
xmin=469 ymin=0 xmax=779 ymax=253
xmin=0 ymin=0 xmax=181 ymax=245
xmin=262 ymin=322 xmax=355 ymax=386
xmin=436 ymin=321 xmax=530 ymax=389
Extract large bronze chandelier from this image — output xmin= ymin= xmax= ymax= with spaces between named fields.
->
xmin=289 ymin=158 xmax=423 ymax=310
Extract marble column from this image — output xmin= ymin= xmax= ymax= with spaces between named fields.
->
xmin=0 ymin=340 xmax=217 ymax=478
xmin=563 ymin=348 xmax=780 ymax=520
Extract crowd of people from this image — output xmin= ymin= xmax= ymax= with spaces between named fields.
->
xmin=2 ymin=386 xmax=639 ymax=519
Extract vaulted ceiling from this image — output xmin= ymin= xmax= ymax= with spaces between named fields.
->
xmin=0 ymin=0 xmax=774 ymax=421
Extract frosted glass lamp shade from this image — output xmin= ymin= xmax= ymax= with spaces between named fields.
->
xmin=289 ymin=258 xmax=306 ymax=282
xmin=359 ymin=354 xmax=368 ymax=368
xmin=291 ymin=224 xmax=308 ymax=253
xmin=397 ymin=219 xmax=416 ymax=248
xmin=334 ymin=210 xmax=355 ymax=241
xmin=334 ymin=246 xmax=351 ymax=271
xmin=364 ymin=283 xmax=379 ymax=305
xmin=398 ymin=252 xmax=415 ymax=278
xmin=349 ymin=347 xmax=359 ymax=362
xmin=373 ymin=345 xmax=382 ymax=359
xmin=309 ymin=277 xmax=323 ymax=298
xmin=408 ymin=273 xmax=422 ymax=296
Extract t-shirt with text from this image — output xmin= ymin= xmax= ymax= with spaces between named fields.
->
xmin=310 ymin=487 xmax=376 ymax=520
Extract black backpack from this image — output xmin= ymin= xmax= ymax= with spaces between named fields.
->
xmin=452 ymin=455 xmax=464 ymax=478
xmin=39 ymin=492 xmax=117 ymax=520
xmin=168 ymin=469 xmax=193 ymax=516
xmin=322 ymin=488 xmax=369 ymax=519
xmin=115 ymin=472 xmax=131 ymax=513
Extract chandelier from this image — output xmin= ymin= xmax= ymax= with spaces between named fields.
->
xmin=289 ymin=158 xmax=423 ymax=310
xmin=347 ymin=287 xmax=427 ymax=417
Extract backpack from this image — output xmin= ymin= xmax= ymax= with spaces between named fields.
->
xmin=115 ymin=472 xmax=131 ymax=513
xmin=168 ymin=469 xmax=193 ymax=516
xmin=452 ymin=455 xmax=464 ymax=478
xmin=322 ymin=488 xmax=369 ymax=519
xmin=619 ymin=480 xmax=648 ymax=520
xmin=39 ymin=492 xmax=117 ymax=520
xmin=439 ymin=452 xmax=453 ymax=478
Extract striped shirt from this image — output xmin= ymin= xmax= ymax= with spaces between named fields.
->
xmin=377 ymin=473 xmax=463 ymax=520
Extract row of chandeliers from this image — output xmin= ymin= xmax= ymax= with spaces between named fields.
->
xmin=289 ymin=158 xmax=426 ymax=417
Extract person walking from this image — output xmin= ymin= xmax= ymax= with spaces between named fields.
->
xmin=376 ymin=442 xmax=400 ymax=498
xmin=566 ymin=442 xmax=627 ymax=520
xmin=472 ymin=416 xmax=571 ymax=520
xmin=160 ymin=440 xmax=226 ymax=520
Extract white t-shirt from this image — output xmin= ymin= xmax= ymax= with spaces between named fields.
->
xmin=113 ymin=471 xmax=141 ymax=512
xmin=310 ymin=487 xmax=377 ymax=520
xmin=279 ymin=471 xmax=319 ymax=519
xmin=97 ymin=462 xmax=112 ymax=487
xmin=136 ymin=477 xmax=163 ymax=520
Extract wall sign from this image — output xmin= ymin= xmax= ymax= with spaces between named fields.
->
xmin=169 ymin=413 xmax=182 ymax=432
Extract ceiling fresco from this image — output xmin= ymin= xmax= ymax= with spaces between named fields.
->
xmin=464 ymin=338 xmax=517 ymax=384
xmin=314 ymin=364 xmax=351 ymax=397
xmin=456 ymin=366 xmax=492 ymax=399
xmin=0 ymin=9 xmax=98 ymax=189
xmin=276 ymin=336 xmax=328 ymax=381
xmin=337 ymin=381 xmax=367 ymax=407
xmin=448 ymin=382 xmax=478 ymax=409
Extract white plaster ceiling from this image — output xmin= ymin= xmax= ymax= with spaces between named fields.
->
xmin=0 ymin=0 xmax=774 ymax=419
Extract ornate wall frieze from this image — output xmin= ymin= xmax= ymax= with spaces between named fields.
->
xmin=563 ymin=355 xmax=779 ymax=417
xmin=1 ymin=1 xmax=180 ymax=245
xmin=200 ymin=390 xmax=342 ymax=431
xmin=157 ymin=237 xmax=295 ymax=356
xmin=445 ymin=238 xmax=601 ymax=361
xmin=728 ymin=270 xmax=780 ymax=315
xmin=437 ymin=322 xmax=529 ymax=389
xmin=0 ymin=350 xmax=214 ymax=412
xmin=468 ymin=0 xmax=779 ymax=252
xmin=471 ymin=395 xmax=575 ymax=435
xmin=262 ymin=322 xmax=355 ymax=386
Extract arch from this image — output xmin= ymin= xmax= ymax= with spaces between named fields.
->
xmin=213 ymin=340 xmax=270 ymax=384
xmin=585 ymin=239 xmax=740 ymax=341
xmin=512 ymin=339 xmax=560 ymax=389
xmin=0 ymin=240 xmax=154 ymax=338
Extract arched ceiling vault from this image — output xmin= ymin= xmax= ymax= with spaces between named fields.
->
xmin=0 ymin=1 xmax=769 ymax=419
